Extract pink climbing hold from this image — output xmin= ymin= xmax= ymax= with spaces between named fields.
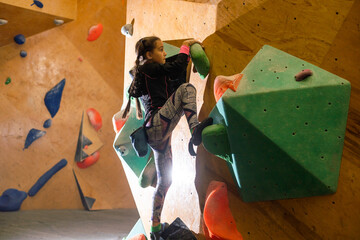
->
xmin=77 ymin=151 xmax=100 ymax=169
xmin=214 ymin=73 xmax=243 ymax=102
xmin=87 ymin=23 xmax=103 ymax=41
xmin=86 ymin=108 xmax=102 ymax=131
xmin=295 ymin=69 xmax=313 ymax=81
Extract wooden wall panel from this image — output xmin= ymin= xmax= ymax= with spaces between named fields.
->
xmin=0 ymin=0 xmax=76 ymax=47
xmin=0 ymin=0 xmax=135 ymax=210
xmin=123 ymin=0 xmax=360 ymax=239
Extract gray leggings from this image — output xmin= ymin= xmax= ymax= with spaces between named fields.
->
xmin=145 ymin=83 xmax=198 ymax=224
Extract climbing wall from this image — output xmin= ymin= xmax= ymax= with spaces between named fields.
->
xmin=0 ymin=0 xmax=135 ymax=210
xmin=121 ymin=0 xmax=360 ymax=239
xmin=0 ymin=0 xmax=77 ymax=47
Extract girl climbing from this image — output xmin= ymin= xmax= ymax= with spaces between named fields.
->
xmin=128 ymin=36 xmax=212 ymax=240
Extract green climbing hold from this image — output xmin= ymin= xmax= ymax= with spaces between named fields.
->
xmin=190 ymin=43 xmax=210 ymax=79
xmin=202 ymin=124 xmax=232 ymax=163
xmin=5 ymin=77 xmax=11 ymax=85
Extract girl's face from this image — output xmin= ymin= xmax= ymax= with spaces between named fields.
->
xmin=146 ymin=40 xmax=167 ymax=64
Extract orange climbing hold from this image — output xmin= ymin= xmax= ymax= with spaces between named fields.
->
xmin=77 ymin=151 xmax=100 ymax=169
xmin=86 ymin=108 xmax=102 ymax=131
xmin=214 ymin=73 xmax=243 ymax=102
xmin=203 ymin=181 xmax=243 ymax=240
xmin=87 ymin=23 xmax=103 ymax=41
xmin=128 ymin=233 xmax=146 ymax=240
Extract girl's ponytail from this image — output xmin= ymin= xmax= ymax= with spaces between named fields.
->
xmin=124 ymin=36 xmax=161 ymax=119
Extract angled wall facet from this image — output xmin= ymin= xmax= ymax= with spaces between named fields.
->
xmin=0 ymin=0 xmax=77 ymax=47
xmin=205 ymin=45 xmax=351 ymax=202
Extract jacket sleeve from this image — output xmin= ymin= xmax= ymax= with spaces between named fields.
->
xmin=141 ymin=53 xmax=189 ymax=79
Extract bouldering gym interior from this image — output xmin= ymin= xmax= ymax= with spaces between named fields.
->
xmin=0 ymin=0 xmax=359 ymax=239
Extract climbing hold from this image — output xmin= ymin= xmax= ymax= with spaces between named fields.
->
xmin=24 ymin=129 xmax=46 ymax=150
xmin=295 ymin=69 xmax=313 ymax=81
xmin=28 ymin=159 xmax=68 ymax=196
xmin=0 ymin=189 xmax=27 ymax=211
xmin=31 ymin=0 xmax=43 ymax=8
xmin=78 ymin=57 xmax=83 ymax=62
xmin=214 ymin=73 xmax=243 ymax=102
xmin=118 ymin=145 xmax=128 ymax=156
xmin=43 ymin=119 xmax=52 ymax=128
xmin=190 ymin=43 xmax=210 ymax=79
xmin=54 ymin=19 xmax=64 ymax=25
xmin=128 ymin=234 xmax=146 ymax=240
xmin=14 ymin=34 xmax=25 ymax=45
xmin=204 ymin=181 xmax=243 ymax=240
xmin=112 ymin=109 xmax=129 ymax=133
xmin=44 ymin=78 xmax=66 ymax=118
xmin=121 ymin=23 xmax=134 ymax=38
xmin=202 ymin=124 xmax=232 ymax=163
xmin=86 ymin=108 xmax=102 ymax=131
xmin=0 ymin=19 xmax=8 ymax=25
xmin=76 ymin=151 xmax=100 ymax=169
xmin=20 ymin=50 xmax=27 ymax=58
xmin=87 ymin=23 xmax=103 ymax=41
xmin=5 ymin=77 xmax=11 ymax=85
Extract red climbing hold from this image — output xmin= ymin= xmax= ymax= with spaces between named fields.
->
xmin=203 ymin=181 xmax=243 ymax=240
xmin=112 ymin=109 xmax=129 ymax=133
xmin=87 ymin=23 xmax=103 ymax=41
xmin=295 ymin=69 xmax=313 ymax=81
xmin=77 ymin=151 xmax=100 ymax=169
xmin=86 ymin=108 xmax=102 ymax=131
xmin=128 ymin=234 xmax=146 ymax=240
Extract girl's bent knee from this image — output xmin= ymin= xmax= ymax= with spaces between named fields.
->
xmin=181 ymin=82 xmax=195 ymax=89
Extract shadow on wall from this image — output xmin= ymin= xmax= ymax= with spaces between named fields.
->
xmin=194 ymin=0 xmax=356 ymax=210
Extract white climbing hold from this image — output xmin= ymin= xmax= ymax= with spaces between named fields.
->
xmin=118 ymin=145 xmax=129 ymax=156
xmin=0 ymin=19 xmax=8 ymax=25
xmin=54 ymin=19 xmax=64 ymax=25
xmin=121 ymin=23 xmax=133 ymax=38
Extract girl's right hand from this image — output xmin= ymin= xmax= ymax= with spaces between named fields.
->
xmin=183 ymin=39 xmax=203 ymax=47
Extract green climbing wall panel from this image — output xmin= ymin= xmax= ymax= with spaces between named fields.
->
xmin=125 ymin=218 xmax=147 ymax=240
xmin=163 ymin=42 xmax=180 ymax=59
xmin=203 ymin=45 xmax=351 ymax=202
xmin=113 ymin=99 xmax=151 ymax=178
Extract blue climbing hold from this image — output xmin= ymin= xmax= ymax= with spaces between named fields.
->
xmin=20 ymin=50 xmax=27 ymax=58
xmin=44 ymin=78 xmax=66 ymax=118
xmin=43 ymin=119 xmax=52 ymax=128
xmin=24 ymin=128 xmax=46 ymax=150
xmin=0 ymin=188 xmax=27 ymax=211
xmin=14 ymin=34 xmax=25 ymax=45
xmin=31 ymin=0 xmax=43 ymax=8
xmin=28 ymin=159 xmax=68 ymax=197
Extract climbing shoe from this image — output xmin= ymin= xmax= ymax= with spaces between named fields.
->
xmin=190 ymin=117 xmax=213 ymax=146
